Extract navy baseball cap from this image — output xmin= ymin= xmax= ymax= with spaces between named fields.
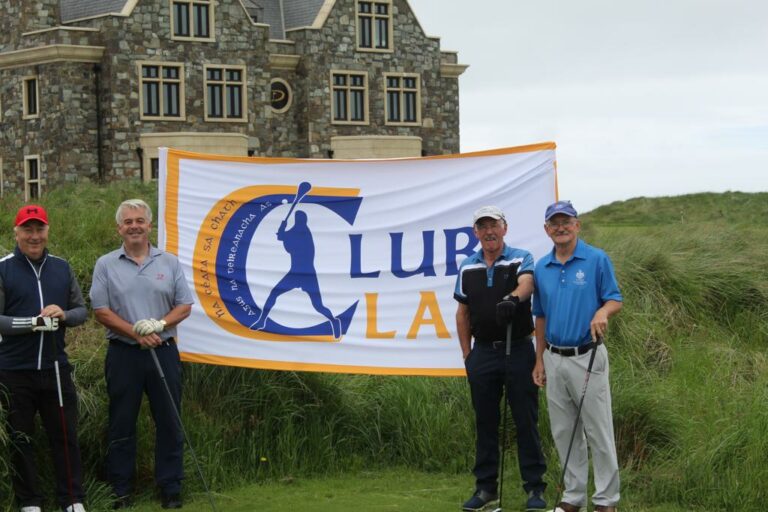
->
xmin=544 ymin=200 xmax=578 ymax=221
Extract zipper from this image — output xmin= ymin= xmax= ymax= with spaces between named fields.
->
xmin=24 ymin=255 xmax=47 ymax=370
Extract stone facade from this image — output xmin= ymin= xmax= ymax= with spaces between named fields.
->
xmin=0 ymin=0 xmax=467 ymax=198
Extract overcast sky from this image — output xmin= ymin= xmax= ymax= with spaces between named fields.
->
xmin=409 ymin=0 xmax=768 ymax=212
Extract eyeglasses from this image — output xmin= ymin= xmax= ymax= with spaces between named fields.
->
xmin=475 ymin=221 xmax=505 ymax=231
xmin=546 ymin=219 xmax=577 ymax=229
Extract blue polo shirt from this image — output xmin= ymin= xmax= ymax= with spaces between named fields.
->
xmin=532 ymin=239 xmax=622 ymax=347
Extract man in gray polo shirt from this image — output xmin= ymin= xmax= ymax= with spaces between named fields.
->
xmin=90 ymin=199 xmax=193 ymax=510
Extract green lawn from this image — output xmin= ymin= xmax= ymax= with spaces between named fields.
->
xmin=126 ymin=469 xmax=686 ymax=512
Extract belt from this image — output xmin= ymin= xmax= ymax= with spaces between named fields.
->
xmin=109 ymin=338 xmax=175 ymax=349
xmin=478 ymin=336 xmax=532 ymax=350
xmin=546 ymin=339 xmax=602 ymax=357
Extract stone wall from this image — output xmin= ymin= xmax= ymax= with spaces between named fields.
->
xmin=0 ymin=0 xmax=463 ymax=193
xmin=0 ymin=61 xmax=99 ymax=195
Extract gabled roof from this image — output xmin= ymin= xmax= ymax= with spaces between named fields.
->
xmin=242 ymin=0 xmax=285 ymax=39
xmin=60 ymin=0 xmax=131 ymax=23
xmin=244 ymin=0 xmax=329 ymax=40
xmin=283 ymin=0 xmax=327 ymax=30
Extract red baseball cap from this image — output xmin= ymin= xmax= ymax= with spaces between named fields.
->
xmin=15 ymin=204 xmax=49 ymax=226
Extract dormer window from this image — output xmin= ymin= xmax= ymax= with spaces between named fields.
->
xmin=171 ymin=0 xmax=215 ymax=41
xmin=357 ymin=1 xmax=392 ymax=52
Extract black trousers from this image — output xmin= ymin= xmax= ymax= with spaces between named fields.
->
xmin=0 ymin=367 xmax=85 ymax=508
xmin=465 ymin=340 xmax=547 ymax=495
xmin=105 ymin=341 xmax=184 ymax=498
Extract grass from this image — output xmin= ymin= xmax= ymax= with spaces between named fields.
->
xmin=1 ymin=185 xmax=767 ymax=510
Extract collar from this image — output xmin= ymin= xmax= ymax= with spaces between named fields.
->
xmin=544 ymin=239 xmax=586 ymax=266
xmin=14 ymin=245 xmax=48 ymax=263
xmin=477 ymin=244 xmax=511 ymax=265
xmin=118 ymin=244 xmax=161 ymax=259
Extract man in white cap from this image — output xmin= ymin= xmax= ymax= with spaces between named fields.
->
xmin=455 ymin=206 xmax=548 ymax=511
xmin=532 ymin=200 xmax=623 ymax=512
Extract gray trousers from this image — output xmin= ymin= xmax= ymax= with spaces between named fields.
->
xmin=544 ymin=343 xmax=620 ymax=507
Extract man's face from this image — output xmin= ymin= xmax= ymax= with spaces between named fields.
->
xmin=15 ymin=220 xmax=49 ymax=260
xmin=117 ymin=207 xmax=152 ymax=244
xmin=473 ymin=217 xmax=507 ymax=254
xmin=544 ymin=213 xmax=580 ymax=245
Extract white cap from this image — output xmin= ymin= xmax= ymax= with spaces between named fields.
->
xmin=473 ymin=205 xmax=505 ymax=224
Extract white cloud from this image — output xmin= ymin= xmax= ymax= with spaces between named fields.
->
xmin=409 ymin=0 xmax=768 ymax=209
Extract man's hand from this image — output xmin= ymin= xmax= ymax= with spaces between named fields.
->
xmin=590 ymin=309 xmax=609 ymax=341
xmin=132 ymin=318 xmax=167 ymax=337
xmin=495 ymin=295 xmax=520 ymax=325
xmin=532 ymin=360 xmax=546 ymax=388
xmin=31 ymin=316 xmax=59 ymax=332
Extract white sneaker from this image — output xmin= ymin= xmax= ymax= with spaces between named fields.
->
xmin=20 ymin=507 xmax=42 ymax=512
xmin=64 ymin=504 xmax=86 ymax=512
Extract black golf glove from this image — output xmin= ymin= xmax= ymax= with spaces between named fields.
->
xmin=496 ymin=295 xmax=519 ymax=325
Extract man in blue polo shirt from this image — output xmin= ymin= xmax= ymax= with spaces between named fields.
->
xmin=532 ymin=200 xmax=623 ymax=512
xmin=455 ymin=206 xmax=547 ymax=512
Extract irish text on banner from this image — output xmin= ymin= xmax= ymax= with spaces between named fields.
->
xmin=158 ymin=144 xmax=557 ymax=376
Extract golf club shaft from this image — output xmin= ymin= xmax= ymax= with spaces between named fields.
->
xmin=149 ymin=348 xmax=217 ymax=511
xmin=54 ymin=360 xmax=77 ymax=509
xmin=554 ymin=339 xmax=600 ymax=508
xmin=496 ymin=321 xmax=513 ymax=511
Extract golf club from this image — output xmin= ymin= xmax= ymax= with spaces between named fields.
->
xmin=490 ymin=321 xmax=514 ymax=512
xmin=149 ymin=347 xmax=217 ymax=511
xmin=53 ymin=358 xmax=77 ymax=510
xmin=552 ymin=338 xmax=601 ymax=512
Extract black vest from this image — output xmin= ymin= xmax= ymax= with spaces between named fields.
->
xmin=0 ymin=246 xmax=73 ymax=370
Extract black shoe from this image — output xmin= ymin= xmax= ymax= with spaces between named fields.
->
xmin=161 ymin=493 xmax=183 ymax=509
xmin=462 ymin=490 xmax=499 ymax=511
xmin=112 ymin=496 xmax=132 ymax=510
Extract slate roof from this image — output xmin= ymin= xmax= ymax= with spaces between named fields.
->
xmin=58 ymin=0 xmax=330 ymax=39
xmin=60 ymin=0 xmax=129 ymax=23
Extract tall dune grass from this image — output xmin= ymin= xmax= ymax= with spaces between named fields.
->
xmin=0 ymin=186 xmax=766 ymax=510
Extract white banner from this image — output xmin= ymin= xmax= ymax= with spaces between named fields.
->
xmin=158 ymin=144 xmax=557 ymax=376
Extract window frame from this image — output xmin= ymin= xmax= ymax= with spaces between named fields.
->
xmin=170 ymin=0 xmax=215 ymax=42
xmin=203 ymin=64 xmax=247 ymax=123
xmin=330 ymin=70 xmax=369 ymax=125
xmin=384 ymin=73 xmax=421 ymax=126
xmin=137 ymin=61 xmax=186 ymax=121
xmin=356 ymin=0 xmax=393 ymax=53
xmin=22 ymin=76 xmax=40 ymax=120
xmin=24 ymin=155 xmax=42 ymax=201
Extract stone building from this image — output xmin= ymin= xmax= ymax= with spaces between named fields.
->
xmin=0 ymin=0 xmax=466 ymax=199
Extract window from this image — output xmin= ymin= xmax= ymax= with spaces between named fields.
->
xmin=24 ymin=156 xmax=42 ymax=200
xmin=204 ymin=65 xmax=246 ymax=122
xmin=23 ymin=77 xmax=39 ymax=119
xmin=171 ymin=0 xmax=214 ymax=41
xmin=384 ymin=74 xmax=420 ymax=125
xmin=150 ymin=158 xmax=160 ymax=180
xmin=138 ymin=62 xmax=185 ymax=120
xmin=331 ymin=71 xmax=368 ymax=124
xmin=357 ymin=1 xmax=392 ymax=51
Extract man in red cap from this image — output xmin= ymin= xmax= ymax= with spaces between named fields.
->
xmin=0 ymin=205 xmax=88 ymax=512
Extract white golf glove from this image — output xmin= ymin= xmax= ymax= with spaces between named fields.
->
xmin=133 ymin=318 xmax=167 ymax=337
xmin=31 ymin=316 xmax=59 ymax=332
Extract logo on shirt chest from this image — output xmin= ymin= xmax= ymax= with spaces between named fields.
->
xmin=156 ymin=273 xmax=166 ymax=281
xmin=573 ymin=269 xmax=587 ymax=286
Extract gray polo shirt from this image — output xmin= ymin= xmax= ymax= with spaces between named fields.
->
xmin=90 ymin=245 xmax=194 ymax=345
